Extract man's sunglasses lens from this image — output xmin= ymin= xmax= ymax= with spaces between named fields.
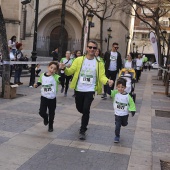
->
xmin=88 ymin=46 xmax=97 ymax=50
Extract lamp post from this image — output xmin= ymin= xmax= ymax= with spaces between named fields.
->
xmin=132 ymin=42 xmax=135 ymax=59
xmin=107 ymin=27 xmax=112 ymax=51
xmin=87 ymin=11 xmax=94 ymax=41
xmin=29 ymin=0 xmax=39 ymax=86
xmin=125 ymin=35 xmax=130 ymax=57
xmin=142 ymin=43 xmax=147 ymax=55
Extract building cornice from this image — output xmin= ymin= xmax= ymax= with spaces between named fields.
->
xmin=5 ymin=19 xmax=20 ymax=24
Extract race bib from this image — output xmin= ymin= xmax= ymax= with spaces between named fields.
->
xmin=80 ymin=75 xmax=93 ymax=84
xmin=110 ymin=55 xmax=117 ymax=61
xmin=41 ymin=84 xmax=54 ymax=94
xmin=114 ymin=101 xmax=128 ymax=111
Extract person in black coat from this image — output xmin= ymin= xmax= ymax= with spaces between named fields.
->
xmin=102 ymin=42 xmax=122 ymax=99
xmin=52 ymin=48 xmax=59 ymax=61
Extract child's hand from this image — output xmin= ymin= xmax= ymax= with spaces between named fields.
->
xmin=108 ymin=79 xmax=114 ymax=87
xmin=33 ymin=84 xmax=38 ymax=88
xmin=131 ymin=111 xmax=135 ymax=117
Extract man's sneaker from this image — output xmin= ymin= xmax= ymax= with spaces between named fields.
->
xmin=72 ymin=94 xmax=76 ymax=97
xmin=114 ymin=136 xmax=120 ymax=143
xmin=79 ymin=131 xmax=86 ymax=140
xmin=101 ymin=94 xmax=107 ymax=99
xmin=48 ymin=124 xmax=53 ymax=132
xmin=43 ymin=117 xmax=48 ymax=126
xmin=61 ymin=87 xmax=64 ymax=93
xmin=64 ymin=93 xmax=67 ymax=97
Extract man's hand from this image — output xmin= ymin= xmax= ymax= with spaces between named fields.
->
xmin=108 ymin=79 xmax=114 ymax=87
xmin=59 ymin=63 xmax=66 ymax=70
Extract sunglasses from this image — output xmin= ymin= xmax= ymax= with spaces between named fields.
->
xmin=88 ymin=46 xmax=97 ymax=50
xmin=114 ymin=47 xmax=119 ymax=49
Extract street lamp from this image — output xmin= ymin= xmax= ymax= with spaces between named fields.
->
xmin=107 ymin=27 xmax=112 ymax=51
xmin=125 ymin=35 xmax=130 ymax=57
xmin=87 ymin=11 xmax=94 ymax=41
xmin=142 ymin=43 xmax=147 ymax=55
xmin=29 ymin=0 xmax=39 ymax=86
xmin=132 ymin=42 xmax=135 ymax=59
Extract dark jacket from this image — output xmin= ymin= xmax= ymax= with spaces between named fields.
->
xmin=52 ymin=51 xmax=59 ymax=61
xmin=104 ymin=51 xmax=122 ymax=73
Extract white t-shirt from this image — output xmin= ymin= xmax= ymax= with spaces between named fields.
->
xmin=60 ymin=58 xmax=73 ymax=73
xmin=8 ymin=40 xmax=16 ymax=50
xmin=113 ymin=93 xmax=129 ymax=116
xmin=40 ymin=74 xmax=58 ymax=99
xmin=125 ymin=61 xmax=132 ymax=69
xmin=108 ymin=51 xmax=117 ymax=71
xmin=76 ymin=58 xmax=97 ymax=92
xmin=136 ymin=59 xmax=143 ymax=70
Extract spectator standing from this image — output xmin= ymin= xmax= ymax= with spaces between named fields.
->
xmin=60 ymin=51 xmax=73 ymax=97
xmin=35 ymin=64 xmax=41 ymax=77
xmin=8 ymin=36 xmax=17 ymax=55
xmin=8 ymin=46 xmax=15 ymax=83
xmin=14 ymin=43 xmax=24 ymax=85
xmin=102 ymin=42 xmax=122 ymax=99
xmin=59 ymin=40 xmax=114 ymax=140
xmin=52 ymin=48 xmax=59 ymax=61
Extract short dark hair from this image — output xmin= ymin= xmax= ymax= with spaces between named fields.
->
xmin=116 ymin=78 xmax=126 ymax=87
xmin=87 ymin=40 xmax=98 ymax=48
xmin=48 ymin=61 xmax=59 ymax=70
xmin=112 ymin=42 xmax=118 ymax=46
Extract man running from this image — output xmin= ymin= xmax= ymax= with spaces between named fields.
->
xmin=59 ymin=40 xmax=113 ymax=140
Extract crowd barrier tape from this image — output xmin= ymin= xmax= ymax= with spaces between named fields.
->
xmin=0 ymin=61 xmax=59 ymax=65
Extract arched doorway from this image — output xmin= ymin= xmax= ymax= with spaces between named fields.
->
xmin=50 ymin=26 xmax=68 ymax=56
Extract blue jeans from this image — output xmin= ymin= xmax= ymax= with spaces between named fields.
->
xmin=14 ymin=68 xmax=22 ymax=83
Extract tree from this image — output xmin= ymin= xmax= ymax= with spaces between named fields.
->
xmin=0 ymin=6 xmax=10 ymax=97
xmin=123 ymin=0 xmax=170 ymax=66
xmin=75 ymin=0 xmax=90 ymax=53
xmin=85 ymin=0 xmax=119 ymax=52
xmin=123 ymin=0 xmax=170 ymax=77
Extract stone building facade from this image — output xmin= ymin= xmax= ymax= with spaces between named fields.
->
xmin=1 ymin=0 xmax=133 ymax=58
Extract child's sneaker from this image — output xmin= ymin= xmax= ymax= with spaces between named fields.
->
xmin=43 ymin=117 xmax=48 ymax=126
xmin=48 ymin=124 xmax=53 ymax=132
xmin=79 ymin=131 xmax=86 ymax=140
xmin=114 ymin=136 xmax=120 ymax=143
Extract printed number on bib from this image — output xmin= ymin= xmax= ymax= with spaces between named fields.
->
xmin=80 ymin=76 xmax=93 ymax=84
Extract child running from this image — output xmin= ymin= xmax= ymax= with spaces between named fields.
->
xmin=34 ymin=61 xmax=61 ymax=132
xmin=111 ymin=78 xmax=136 ymax=143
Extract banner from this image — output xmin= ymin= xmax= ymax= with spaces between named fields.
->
xmin=83 ymin=19 xmax=89 ymax=55
xmin=149 ymin=31 xmax=158 ymax=64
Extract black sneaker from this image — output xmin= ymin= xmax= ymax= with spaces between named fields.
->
xmin=43 ymin=117 xmax=48 ymax=126
xmin=61 ymin=87 xmax=64 ymax=93
xmin=79 ymin=131 xmax=86 ymax=140
xmin=48 ymin=124 xmax=53 ymax=132
xmin=101 ymin=94 xmax=107 ymax=99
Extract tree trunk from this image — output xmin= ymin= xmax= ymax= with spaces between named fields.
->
xmin=0 ymin=7 xmax=10 ymax=97
xmin=81 ymin=14 xmax=86 ymax=54
xmin=60 ymin=0 xmax=67 ymax=59
xmin=100 ymin=19 xmax=103 ymax=53
xmin=155 ymin=26 xmax=162 ymax=79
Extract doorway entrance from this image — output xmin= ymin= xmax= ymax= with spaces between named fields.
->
xmin=50 ymin=26 xmax=68 ymax=56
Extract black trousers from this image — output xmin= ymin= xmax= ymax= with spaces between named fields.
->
xmin=115 ymin=115 xmax=129 ymax=137
xmin=75 ymin=91 xmax=95 ymax=132
xmin=60 ymin=73 xmax=72 ymax=93
xmin=104 ymin=70 xmax=117 ymax=95
xmin=135 ymin=69 xmax=141 ymax=82
xmin=39 ymin=96 xmax=56 ymax=125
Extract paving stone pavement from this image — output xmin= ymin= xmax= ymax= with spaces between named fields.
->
xmin=0 ymin=69 xmax=170 ymax=170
